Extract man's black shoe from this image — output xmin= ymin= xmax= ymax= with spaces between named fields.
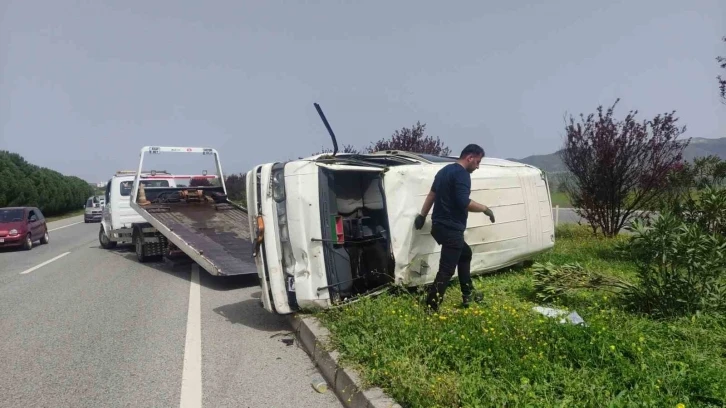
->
xmin=462 ymin=291 xmax=484 ymax=308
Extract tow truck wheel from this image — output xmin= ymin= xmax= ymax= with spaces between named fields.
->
xmin=99 ymin=227 xmax=116 ymax=249
xmin=133 ymin=229 xmax=148 ymax=263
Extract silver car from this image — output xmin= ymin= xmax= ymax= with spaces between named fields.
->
xmin=84 ymin=195 xmax=104 ymax=223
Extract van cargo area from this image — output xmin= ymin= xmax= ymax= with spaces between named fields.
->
xmin=133 ymin=185 xmax=256 ymax=276
xmin=319 ymin=168 xmax=395 ymax=302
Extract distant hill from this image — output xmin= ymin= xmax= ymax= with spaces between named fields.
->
xmin=509 ymin=137 xmax=726 ymax=173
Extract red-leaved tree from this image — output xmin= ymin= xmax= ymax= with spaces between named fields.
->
xmin=366 ymin=122 xmax=451 ymax=156
xmin=561 ymin=99 xmax=691 ymax=237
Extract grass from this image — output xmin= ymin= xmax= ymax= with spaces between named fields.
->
xmin=550 ymin=191 xmax=572 ymax=208
xmin=314 ymin=224 xmax=726 ymax=407
xmin=45 ymin=209 xmax=85 ymax=223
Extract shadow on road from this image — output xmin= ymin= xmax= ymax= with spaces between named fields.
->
xmin=90 ymin=244 xmax=259 ymax=291
xmin=213 ymin=299 xmax=292 ymax=333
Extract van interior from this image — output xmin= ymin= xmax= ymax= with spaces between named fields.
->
xmin=318 ymin=168 xmax=396 ymax=302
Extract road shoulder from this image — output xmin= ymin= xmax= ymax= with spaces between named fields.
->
xmin=288 ymin=314 xmax=402 ymax=408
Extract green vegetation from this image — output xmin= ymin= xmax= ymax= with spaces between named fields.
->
xmin=45 ymin=209 xmax=86 ymax=223
xmin=550 ymin=191 xmax=571 ymax=208
xmin=0 ymin=151 xmax=94 ymax=216
xmin=315 ymin=221 xmax=726 ymax=407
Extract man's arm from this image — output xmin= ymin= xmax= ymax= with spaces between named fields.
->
xmin=419 ymin=190 xmax=436 ymax=217
xmin=468 ymin=199 xmax=496 ymax=223
xmin=455 ymin=173 xmax=495 ymax=222
xmin=414 ymin=190 xmax=435 ymax=230
xmin=467 ymin=200 xmax=489 ymax=213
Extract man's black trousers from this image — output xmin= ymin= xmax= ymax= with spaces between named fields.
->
xmin=425 ymin=223 xmax=473 ymax=311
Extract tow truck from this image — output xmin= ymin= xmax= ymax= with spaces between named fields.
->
xmin=122 ymin=146 xmax=256 ymax=276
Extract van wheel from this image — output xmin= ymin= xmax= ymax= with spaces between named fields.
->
xmin=40 ymin=230 xmax=49 ymax=245
xmin=99 ymin=227 xmax=116 ymax=249
xmin=23 ymin=234 xmax=33 ymax=251
xmin=134 ymin=229 xmax=148 ymax=263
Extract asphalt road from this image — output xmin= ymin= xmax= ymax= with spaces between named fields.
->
xmin=0 ymin=216 xmax=341 ymax=408
xmin=552 ymin=207 xmax=654 ymax=230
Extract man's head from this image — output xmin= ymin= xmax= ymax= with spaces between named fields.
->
xmin=457 ymin=144 xmax=485 ymax=173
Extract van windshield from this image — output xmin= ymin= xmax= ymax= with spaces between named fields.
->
xmin=0 ymin=209 xmax=24 ymax=223
xmin=120 ymin=180 xmax=170 ymax=196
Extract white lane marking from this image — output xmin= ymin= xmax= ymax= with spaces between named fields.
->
xmin=49 ymin=221 xmax=83 ymax=232
xmin=180 ymin=264 xmax=202 ymax=408
xmin=19 ymin=252 xmax=71 ymax=275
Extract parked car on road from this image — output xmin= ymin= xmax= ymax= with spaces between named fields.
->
xmin=84 ymin=195 xmax=105 ymax=223
xmin=0 ymin=207 xmax=50 ymax=250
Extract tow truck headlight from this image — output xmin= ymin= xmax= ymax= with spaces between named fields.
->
xmin=9 ymin=229 xmax=18 ymax=236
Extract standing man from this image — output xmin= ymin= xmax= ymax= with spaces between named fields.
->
xmin=414 ymin=144 xmax=495 ymax=312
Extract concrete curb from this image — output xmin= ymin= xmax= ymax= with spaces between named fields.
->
xmin=286 ymin=314 xmax=402 ymax=408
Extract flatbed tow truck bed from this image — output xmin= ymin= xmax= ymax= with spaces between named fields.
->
xmin=127 ymin=145 xmax=257 ymax=277
xmin=138 ymin=201 xmax=256 ymax=276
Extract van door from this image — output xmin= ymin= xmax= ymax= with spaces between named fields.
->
xmin=247 ymin=164 xmax=293 ymax=314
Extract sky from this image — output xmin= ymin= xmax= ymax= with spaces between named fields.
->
xmin=1 ymin=0 xmax=725 ymax=183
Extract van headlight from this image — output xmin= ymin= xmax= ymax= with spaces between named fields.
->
xmin=272 ymin=164 xmax=296 ymax=291
xmin=271 ymin=168 xmax=286 ymax=202
xmin=9 ymin=229 xmax=18 ymax=236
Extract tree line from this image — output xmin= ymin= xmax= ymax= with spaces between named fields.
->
xmin=0 ymin=151 xmax=95 ymax=216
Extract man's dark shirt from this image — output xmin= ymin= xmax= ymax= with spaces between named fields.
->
xmin=431 ymin=163 xmax=471 ymax=232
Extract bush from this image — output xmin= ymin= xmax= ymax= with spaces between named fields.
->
xmin=621 ymin=189 xmax=726 ymax=317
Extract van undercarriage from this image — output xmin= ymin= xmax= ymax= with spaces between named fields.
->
xmin=318 ymin=168 xmax=395 ymax=303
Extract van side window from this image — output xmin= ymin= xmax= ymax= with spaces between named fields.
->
xmin=28 ymin=209 xmax=36 ymax=221
xmin=35 ymin=208 xmax=45 ymax=220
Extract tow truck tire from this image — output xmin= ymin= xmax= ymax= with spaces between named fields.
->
xmin=99 ymin=226 xmax=116 ymax=249
xmin=133 ymin=229 xmax=149 ymax=263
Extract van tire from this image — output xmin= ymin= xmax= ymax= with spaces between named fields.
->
xmin=40 ymin=230 xmax=49 ymax=245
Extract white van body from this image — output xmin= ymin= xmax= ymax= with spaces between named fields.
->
xmin=246 ymin=151 xmax=555 ymax=315
xmin=99 ymin=171 xmax=178 ymax=247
